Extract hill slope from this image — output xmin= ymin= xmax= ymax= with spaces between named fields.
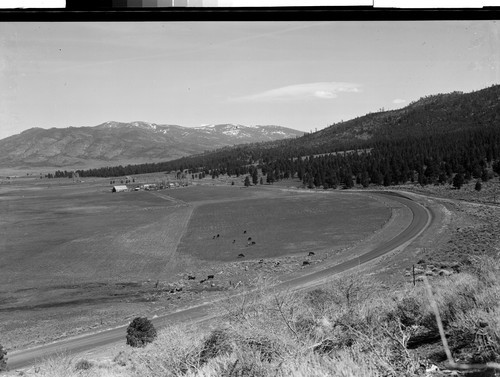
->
xmin=288 ymin=85 xmax=500 ymax=154
xmin=150 ymin=85 xmax=500 ymax=169
xmin=0 ymin=122 xmax=303 ymax=169
xmin=84 ymin=85 xmax=500 ymax=178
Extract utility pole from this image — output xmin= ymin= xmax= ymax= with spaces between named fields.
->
xmin=413 ymin=264 xmax=416 ymax=286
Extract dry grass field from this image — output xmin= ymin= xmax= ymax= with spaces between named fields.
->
xmin=0 ymin=178 xmax=198 ymax=350
xmin=2 ymin=174 xmax=500 ymax=376
xmin=175 ymin=188 xmax=390 ymax=262
xmin=0 ymin=177 xmax=392 ymax=352
xmin=11 ymin=182 xmax=500 ymax=377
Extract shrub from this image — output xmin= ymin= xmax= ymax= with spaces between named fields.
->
xmin=113 ymin=351 xmax=129 ymax=367
xmin=244 ymin=336 xmax=281 ymax=362
xmin=0 ymin=344 xmax=7 ymax=372
xmin=199 ymin=329 xmax=233 ymax=365
xmin=126 ymin=317 xmax=157 ymax=347
xmin=305 ymin=288 xmax=332 ymax=312
xmin=74 ymin=359 xmax=93 ymax=371
xmin=218 ymin=354 xmax=268 ymax=377
xmin=390 ymin=296 xmax=424 ymax=327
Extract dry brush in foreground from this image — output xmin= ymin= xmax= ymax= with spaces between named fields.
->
xmin=12 ymin=256 xmax=500 ymax=377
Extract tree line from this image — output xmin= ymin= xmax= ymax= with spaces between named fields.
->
xmin=55 ymin=85 xmax=500 ymax=189
xmin=63 ymin=123 xmax=500 ymax=191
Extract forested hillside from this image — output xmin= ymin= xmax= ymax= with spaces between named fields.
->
xmin=73 ymin=85 xmax=500 ymax=188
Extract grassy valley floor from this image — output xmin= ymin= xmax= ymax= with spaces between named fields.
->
xmin=2 ymin=177 xmax=500 ymax=376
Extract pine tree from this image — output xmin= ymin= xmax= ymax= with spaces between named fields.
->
xmin=252 ymin=169 xmax=258 ymax=185
xmin=244 ymin=176 xmax=251 ymax=187
xmin=481 ymin=169 xmax=489 ymax=182
xmin=266 ymin=171 xmax=275 ymax=185
xmin=453 ymin=173 xmax=464 ymax=189
xmin=475 ymin=180 xmax=482 ymax=191
xmin=360 ymin=171 xmax=370 ymax=188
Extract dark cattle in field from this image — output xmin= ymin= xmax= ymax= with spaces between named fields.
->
xmin=302 ymin=261 xmax=310 ymax=266
xmin=243 ymin=230 xmax=247 ymax=234
xmin=217 ymin=234 xmax=220 ymax=238
xmin=200 ymin=279 xmax=207 ymax=284
xmin=212 ymin=236 xmax=215 ymax=239
xmin=238 ymin=253 xmax=245 ymax=258
xmin=233 ymin=240 xmax=236 ymax=243
xmin=207 ymin=275 xmax=215 ymax=280
xmin=247 ymin=237 xmax=252 ymax=241
xmin=308 ymin=252 xmax=315 ymax=256
xmin=251 ymin=241 xmax=256 ymax=245
xmin=187 ymin=275 xmax=196 ymax=280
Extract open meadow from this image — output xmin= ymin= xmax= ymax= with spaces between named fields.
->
xmin=173 ymin=186 xmax=391 ymax=262
xmin=0 ymin=177 xmax=392 ymax=351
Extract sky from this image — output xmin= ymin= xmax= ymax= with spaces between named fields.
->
xmin=0 ymin=21 xmax=499 ymax=139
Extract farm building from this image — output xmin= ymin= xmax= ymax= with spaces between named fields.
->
xmin=112 ymin=185 xmax=128 ymax=193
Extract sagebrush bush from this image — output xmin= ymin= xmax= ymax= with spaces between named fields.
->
xmin=0 ymin=343 xmax=7 ymax=372
xmin=198 ymin=329 xmax=234 ymax=366
xmin=304 ymin=288 xmax=332 ymax=313
xmin=244 ymin=336 xmax=281 ymax=363
xmin=75 ymin=358 xmax=93 ymax=371
xmin=27 ymin=254 xmax=500 ymax=376
xmin=390 ymin=296 xmax=423 ymax=327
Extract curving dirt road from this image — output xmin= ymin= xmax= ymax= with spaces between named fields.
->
xmin=7 ymin=191 xmax=432 ymax=371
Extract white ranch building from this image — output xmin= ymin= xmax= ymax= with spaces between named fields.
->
xmin=112 ymin=185 xmax=128 ymax=193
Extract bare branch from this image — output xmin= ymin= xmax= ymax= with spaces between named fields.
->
xmin=423 ymin=276 xmax=500 ymax=372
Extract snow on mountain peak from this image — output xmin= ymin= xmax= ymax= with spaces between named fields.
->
xmin=130 ymin=121 xmax=157 ymax=130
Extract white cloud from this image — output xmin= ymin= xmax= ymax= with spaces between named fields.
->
xmin=230 ymin=82 xmax=361 ymax=103
xmin=392 ymin=98 xmax=406 ymax=104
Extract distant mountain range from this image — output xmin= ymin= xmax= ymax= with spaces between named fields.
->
xmin=0 ymin=122 xmax=304 ymax=170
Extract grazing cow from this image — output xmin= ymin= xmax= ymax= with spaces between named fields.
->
xmin=259 ymin=259 xmax=264 ymax=264
xmin=247 ymin=237 xmax=252 ymax=241
xmin=251 ymin=241 xmax=256 ymax=245
xmin=207 ymin=275 xmax=215 ymax=280
xmin=243 ymin=230 xmax=247 ymax=234
xmin=302 ymin=261 xmax=310 ymax=266
xmin=200 ymin=279 xmax=207 ymax=284
xmin=187 ymin=275 xmax=196 ymax=280
xmin=217 ymin=234 xmax=220 ymax=238
xmin=274 ymin=261 xmax=280 ymax=266
xmin=212 ymin=236 xmax=215 ymax=240
xmin=308 ymin=251 xmax=315 ymax=256
xmin=238 ymin=253 xmax=245 ymax=258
